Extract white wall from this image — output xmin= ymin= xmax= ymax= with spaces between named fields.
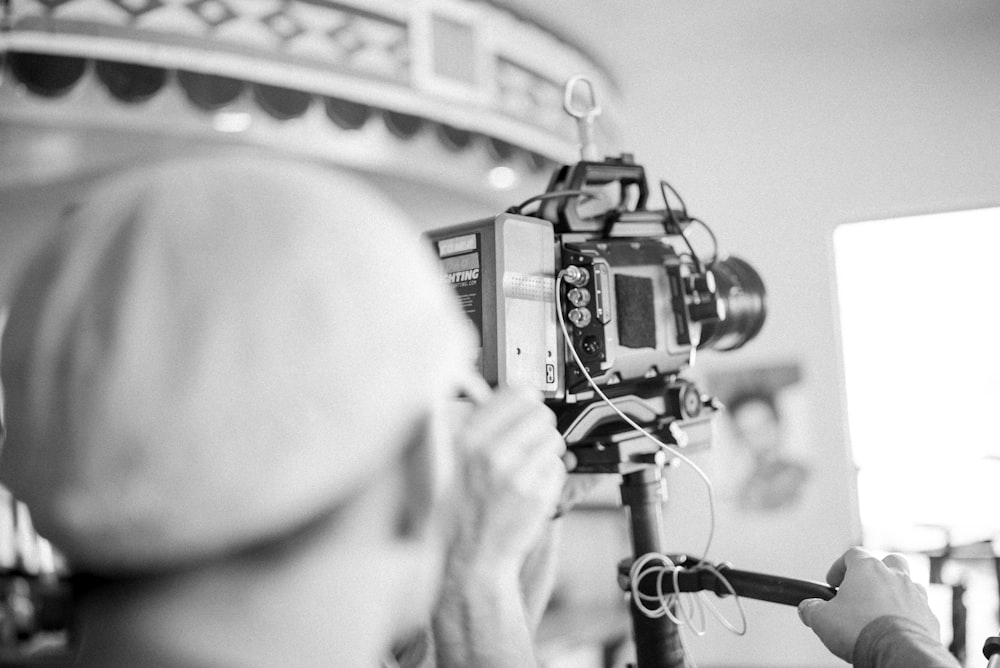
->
xmin=2 ymin=2 xmax=998 ymax=665
xmin=502 ymin=1 xmax=1000 ymax=665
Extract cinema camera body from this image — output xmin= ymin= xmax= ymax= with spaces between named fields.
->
xmin=428 ymin=84 xmax=766 ymax=475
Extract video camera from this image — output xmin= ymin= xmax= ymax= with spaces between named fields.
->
xmin=428 ymin=77 xmax=766 ymax=473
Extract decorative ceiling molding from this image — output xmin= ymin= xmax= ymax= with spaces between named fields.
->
xmin=0 ymin=0 xmax=621 ymax=199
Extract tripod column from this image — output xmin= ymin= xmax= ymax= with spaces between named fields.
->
xmin=620 ymin=467 xmax=685 ymax=668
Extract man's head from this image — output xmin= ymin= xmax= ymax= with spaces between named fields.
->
xmin=0 ymin=152 xmax=474 ymax=646
xmin=727 ymin=389 xmax=782 ymax=458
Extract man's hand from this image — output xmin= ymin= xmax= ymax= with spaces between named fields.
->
xmin=798 ymin=547 xmax=941 ymax=662
xmin=430 ymin=385 xmax=567 ymax=668
xmin=448 ymin=385 xmax=567 ymax=571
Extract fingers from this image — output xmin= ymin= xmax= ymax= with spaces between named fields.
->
xmin=557 ymin=473 xmax=602 ymax=515
xmin=797 ymin=596 xmax=854 ymax=663
xmin=827 ymin=546 xmax=884 ymax=587
xmin=515 ymin=448 xmax=568 ymax=507
xmin=881 ymin=553 xmax=910 ymax=576
xmin=457 ymin=385 xmax=566 ymax=503
xmin=459 ymin=386 xmax=558 ymax=454
xmin=458 ymin=372 xmax=493 ymax=404
xmin=483 ymin=412 xmax=564 ymax=475
xmin=825 ymin=547 xmax=912 ymax=587
xmin=825 ymin=546 xmax=863 ymax=587
xmin=797 ymin=597 xmax=825 ymax=629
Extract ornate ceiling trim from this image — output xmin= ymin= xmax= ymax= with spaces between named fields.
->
xmin=0 ymin=0 xmax=621 ymax=197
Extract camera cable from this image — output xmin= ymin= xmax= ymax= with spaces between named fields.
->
xmin=555 ymin=271 xmax=750 ymax=662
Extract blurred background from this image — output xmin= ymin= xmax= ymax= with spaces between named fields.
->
xmin=1 ymin=1 xmax=999 ymax=666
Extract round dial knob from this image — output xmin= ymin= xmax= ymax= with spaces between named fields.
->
xmin=568 ymin=307 xmax=592 ymax=328
xmin=563 ymin=265 xmax=590 ymax=287
xmin=567 ymin=287 xmax=591 ymax=307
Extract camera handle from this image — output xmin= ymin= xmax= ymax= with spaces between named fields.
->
xmin=539 ymin=156 xmax=656 ymax=235
xmin=563 ymin=74 xmax=602 ymax=162
xmin=985 ymin=631 xmax=1000 ymax=668
xmin=614 ymin=465 xmax=838 ymax=668
xmin=548 ymin=76 xmax=674 ymax=237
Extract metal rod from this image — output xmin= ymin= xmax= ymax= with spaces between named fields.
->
xmin=620 ymin=467 xmax=685 ymax=668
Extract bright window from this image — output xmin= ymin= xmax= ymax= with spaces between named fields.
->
xmin=833 ymin=207 xmax=1000 ymax=549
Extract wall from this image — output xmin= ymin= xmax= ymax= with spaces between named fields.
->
xmin=500 ymin=1 xmax=1000 ymax=665
xmin=2 ymin=2 xmax=999 ymax=665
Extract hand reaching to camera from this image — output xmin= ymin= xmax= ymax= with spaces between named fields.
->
xmin=798 ymin=547 xmax=942 ymax=663
xmin=448 ymin=385 xmax=567 ymax=569
xmin=432 ymin=384 xmax=567 ymax=668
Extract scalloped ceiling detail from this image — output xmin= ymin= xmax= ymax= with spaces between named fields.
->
xmin=0 ymin=0 xmax=621 ymax=198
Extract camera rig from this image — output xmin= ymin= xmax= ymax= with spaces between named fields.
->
xmin=429 ymin=76 xmax=838 ymax=668
xmin=428 ymin=77 xmax=766 ymax=474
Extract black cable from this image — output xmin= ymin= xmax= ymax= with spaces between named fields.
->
xmin=675 ymin=252 xmax=700 ymax=269
xmin=687 ymin=217 xmax=719 ymax=265
xmin=659 ymin=179 xmax=688 ymax=218
xmin=677 ymin=230 xmax=703 ymax=272
xmin=657 ymin=179 xmax=701 ymax=271
xmin=658 ymin=180 xmax=684 ymax=233
xmin=510 ymin=189 xmax=598 ymax=215
xmin=658 ymin=180 xmax=720 ymax=269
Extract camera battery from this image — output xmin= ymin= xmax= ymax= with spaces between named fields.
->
xmin=429 ymin=213 xmax=560 ymax=396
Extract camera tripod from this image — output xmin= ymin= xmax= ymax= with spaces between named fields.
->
xmin=561 ymin=395 xmax=837 ymax=668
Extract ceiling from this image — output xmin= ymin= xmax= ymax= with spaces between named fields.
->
xmin=500 ymin=0 xmax=1000 ymax=86
xmin=493 ymin=0 xmax=1000 ymax=230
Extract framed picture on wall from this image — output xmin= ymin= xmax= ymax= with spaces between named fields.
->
xmin=705 ymin=361 xmax=812 ymax=514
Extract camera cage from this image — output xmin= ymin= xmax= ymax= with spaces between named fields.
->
xmin=522 ymin=153 xmax=728 ymax=472
xmin=539 ymin=154 xmax=664 ymax=236
xmin=432 ymin=77 xmax=844 ymax=668
xmin=429 ymin=78 xmax=766 ymax=475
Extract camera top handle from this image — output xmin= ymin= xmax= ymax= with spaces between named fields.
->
xmin=543 ymin=74 xmax=681 ymax=238
xmin=539 ymin=154 xmax=676 ymax=237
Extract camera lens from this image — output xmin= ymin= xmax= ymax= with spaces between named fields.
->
xmin=698 ymin=255 xmax=766 ymax=351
